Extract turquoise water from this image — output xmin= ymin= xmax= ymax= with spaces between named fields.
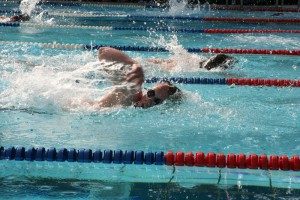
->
xmin=0 ymin=1 xmax=300 ymax=199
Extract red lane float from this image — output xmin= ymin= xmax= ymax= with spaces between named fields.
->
xmin=203 ymin=17 xmax=300 ymax=23
xmin=165 ymin=151 xmax=300 ymax=171
xmin=226 ymin=78 xmax=300 ymax=87
xmin=204 ymin=29 xmax=300 ymax=34
xmin=200 ymin=48 xmax=300 ymax=56
xmin=212 ymin=6 xmax=300 ymax=13
xmin=195 ymin=152 xmax=205 ymax=166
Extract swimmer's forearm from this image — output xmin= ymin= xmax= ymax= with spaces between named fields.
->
xmin=96 ymin=87 xmax=141 ymax=107
xmin=98 ymin=47 xmax=137 ymax=65
xmin=146 ymin=58 xmax=174 ymax=64
xmin=146 ymin=58 xmax=176 ymax=71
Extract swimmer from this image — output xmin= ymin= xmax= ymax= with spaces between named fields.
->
xmin=146 ymin=53 xmax=237 ymax=71
xmin=0 ymin=14 xmax=30 ymax=22
xmin=85 ymin=47 xmax=182 ymax=109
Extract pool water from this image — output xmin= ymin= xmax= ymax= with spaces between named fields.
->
xmin=0 ymin=1 xmax=300 ymax=199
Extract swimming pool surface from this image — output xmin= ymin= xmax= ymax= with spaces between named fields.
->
xmin=0 ymin=1 xmax=300 ymax=199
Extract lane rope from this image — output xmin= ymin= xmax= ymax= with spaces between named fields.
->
xmin=0 ymin=41 xmax=299 ymax=56
xmin=202 ymin=17 xmax=300 ymax=23
xmin=1 ymin=146 xmax=299 ymax=171
xmin=1 ymin=1 xmax=299 ymax=11
xmin=21 ymin=23 xmax=113 ymax=30
xmin=46 ymin=12 xmax=300 ymax=23
xmin=0 ymin=1 xmax=146 ymax=8
xmin=1 ymin=22 xmax=299 ymax=34
xmin=1 ymin=9 xmax=299 ymax=23
xmin=203 ymin=28 xmax=300 ymax=34
xmin=212 ymin=6 xmax=300 ymax=13
xmin=81 ymin=3 xmax=145 ymax=8
xmin=48 ymin=12 xmax=300 ymax=24
xmin=146 ymin=77 xmax=300 ymax=87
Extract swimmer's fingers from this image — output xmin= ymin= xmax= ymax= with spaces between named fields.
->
xmin=126 ymin=64 xmax=144 ymax=85
xmin=126 ymin=63 xmax=143 ymax=76
xmin=126 ymin=73 xmax=144 ymax=86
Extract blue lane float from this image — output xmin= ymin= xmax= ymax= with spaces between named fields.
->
xmin=0 ymin=146 xmax=164 ymax=165
xmin=0 ymin=10 xmax=21 ymax=14
xmin=0 ymin=22 xmax=205 ymax=33
xmin=113 ymin=27 xmax=205 ymax=33
xmin=146 ymin=77 xmax=227 ymax=85
xmin=127 ymin=15 xmax=203 ymax=21
xmin=84 ymin=44 xmax=199 ymax=52
xmin=0 ymin=22 xmax=20 ymax=27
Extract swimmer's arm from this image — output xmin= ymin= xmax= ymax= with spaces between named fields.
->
xmin=85 ymin=81 xmax=142 ymax=108
xmin=89 ymin=63 xmax=144 ymax=107
xmin=94 ymin=87 xmax=139 ymax=107
xmin=95 ymin=88 xmax=127 ymax=107
xmin=125 ymin=63 xmax=144 ymax=87
xmin=98 ymin=47 xmax=137 ymax=65
xmin=146 ymin=58 xmax=176 ymax=71
xmin=146 ymin=58 xmax=174 ymax=64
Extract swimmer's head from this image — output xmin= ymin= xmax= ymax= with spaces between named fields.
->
xmin=134 ymin=82 xmax=182 ymax=109
xmin=199 ymin=54 xmax=236 ymax=70
xmin=10 ymin=14 xmax=30 ymax=22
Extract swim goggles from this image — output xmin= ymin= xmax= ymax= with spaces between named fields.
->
xmin=146 ymin=89 xmax=163 ymax=105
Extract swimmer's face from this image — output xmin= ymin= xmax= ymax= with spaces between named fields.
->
xmin=134 ymin=83 xmax=179 ymax=109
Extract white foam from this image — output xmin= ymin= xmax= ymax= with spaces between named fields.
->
xmin=19 ymin=0 xmax=40 ymax=15
xmin=0 ymin=52 xmax=103 ymax=112
xmin=0 ymin=52 xmax=141 ymax=113
xmin=148 ymin=34 xmax=208 ymax=73
xmin=167 ymin=0 xmax=202 ymax=16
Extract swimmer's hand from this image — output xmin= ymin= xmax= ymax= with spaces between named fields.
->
xmin=125 ymin=63 xmax=144 ymax=87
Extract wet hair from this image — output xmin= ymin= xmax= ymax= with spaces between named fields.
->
xmin=10 ymin=14 xmax=30 ymax=22
xmin=199 ymin=54 xmax=235 ymax=70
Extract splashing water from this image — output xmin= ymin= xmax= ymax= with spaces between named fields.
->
xmin=168 ymin=0 xmax=188 ymax=15
xmin=0 ymin=51 xmax=139 ymax=113
xmin=168 ymin=0 xmax=201 ymax=16
xmin=0 ymin=48 xmax=235 ymax=121
xmin=151 ymin=34 xmax=208 ymax=73
xmin=202 ymin=1 xmax=211 ymax=11
xmin=19 ymin=0 xmax=40 ymax=15
xmin=0 ymin=52 xmax=93 ymax=112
